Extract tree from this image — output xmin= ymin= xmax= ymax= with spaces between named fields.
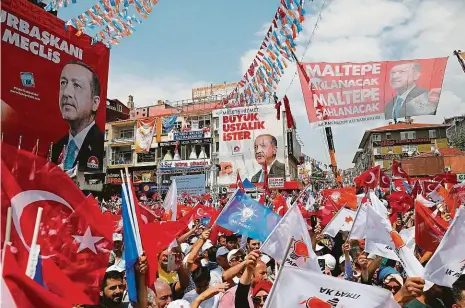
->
xmin=450 ymin=130 xmax=465 ymax=151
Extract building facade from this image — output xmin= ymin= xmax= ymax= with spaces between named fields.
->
xmin=352 ymin=121 xmax=451 ymax=174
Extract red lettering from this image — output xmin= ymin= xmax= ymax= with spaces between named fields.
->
xmin=223 ymin=131 xmax=252 ymax=141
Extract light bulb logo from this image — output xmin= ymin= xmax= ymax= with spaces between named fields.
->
xmin=240 ymin=207 xmax=254 ymax=222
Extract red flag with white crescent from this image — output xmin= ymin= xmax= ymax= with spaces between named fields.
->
xmin=392 ymin=160 xmax=410 ymax=183
xmin=236 ymin=172 xmax=245 ymax=192
xmin=354 ymin=166 xmax=380 ymax=188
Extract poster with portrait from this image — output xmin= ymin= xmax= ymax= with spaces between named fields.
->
xmin=213 ymin=104 xmax=285 ymax=185
xmin=297 ymin=57 xmax=448 ymax=127
xmin=1 ymin=0 xmax=110 ymax=171
xmin=135 ymin=119 xmax=156 ymax=152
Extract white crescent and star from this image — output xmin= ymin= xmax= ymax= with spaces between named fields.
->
xmin=428 ymin=184 xmax=436 ymax=191
xmin=10 ymin=190 xmax=103 ymax=258
xmin=197 ymin=208 xmax=205 ymax=217
xmin=365 ymin=172 xmax=376 ymax=184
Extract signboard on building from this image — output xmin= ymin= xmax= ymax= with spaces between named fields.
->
xmin=373 ymin=138 xmax=432 ymax=147
xmin=268 ymin=177 xmax=285 ymax=189
xmin=159 ymin=138 xmax=212 ymax=147
xmin=192 ymin=82 xmax=238 ymax=100
xmin=106 ymin=170 xmax=123 ymax=184
xmin=1 ymin=0 xmax=110 ymax=172
xmin=158 ymin=159 xmax=211 ymax=170
xmin=173 ymin=130 xmax=204 ymax=141
xmin=133 ymin=169 xmax=155 ymax=183
xmin=171 ymin=174 xmax=206 ymax=195
xmin=457 ymin=174 xmax=465 ymax=182
xmin=374 ymin=153 xmax=409 ymax=160
xmin=297 ymin=58 xmax=448 ymax=127
xmin=213 ymin=104 xmax=285 ymax=185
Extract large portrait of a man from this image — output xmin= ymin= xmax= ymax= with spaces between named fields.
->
xmin=251 ymin=134 xmax=285 ymax=183
xmin=51 ymin=60 xmax=104 ymax=171
xmin=384 ymin=62 xmax=440 ymax=121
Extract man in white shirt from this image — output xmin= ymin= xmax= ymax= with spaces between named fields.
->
xmin=209 ymin=247 xmax=229 ymax=286
xmin=52 ymin=60 xmax=104 ymax=172
xmin=251 ymin=134 xmax=285 ymax=183
xmin=183 ymin=267 xmax=220 ymax=308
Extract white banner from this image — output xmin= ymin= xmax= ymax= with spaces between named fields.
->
xmin=135 ymin=119 xmax=156 ymax=153
xmin=213 ymin=105 xmax=285 ymax=185
xmin=267 ymin=266 xmax=400 ymax=308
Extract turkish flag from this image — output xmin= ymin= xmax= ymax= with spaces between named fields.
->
xmin=431 ymin=173 xmax=458 ymax=185
xmin=354 ymin=166 xmax=380 ymax=188
xmin=415 ymin=201 xmax=449 ymax=252
xmin=379 ymin=171 xmax=391 ymax=189
xmin=392 ymin=160 xmax=410 ymax=183
xmin=423 ymin=181 xmax=439 ymax=195
xmin=236 ymin=172 xmax=245 ymax=192
xmin=1 ymin=143 xmax=115 ymax=304
xmin=139 ymin=203 xmax=158 ymax=224
xmin=386 ymin=191 xmax=413 ymax=223
xmin=272 ymin=194 xmax=288 ymax=216
xmin=410 ymin=181 xmax=423 ymax=197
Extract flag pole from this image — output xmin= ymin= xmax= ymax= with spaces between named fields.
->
xmin=264 ymin=237 xmax=293 ymax=308
xmin=34 ymin=139 xmax=39 ymax=155
xmin=124 ymin=167 xmax=144 ymax=255
xmin=25 ymin=207 xmax=43 ymax=278
xmin=18 ymin=135 xmax=22 ymax=150
xmin=2 ymin=207 xmax=12 ymax=264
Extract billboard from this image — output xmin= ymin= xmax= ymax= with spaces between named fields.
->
xmin=171 ymin=174 xmax=206 ymax=196
xmin=135 ymin=118 xmax=156 ymax=152
xmin=213 ymin=105 xmax=285 ymax=185
xmin=1 ymin=0 xmax=110 ymax=171
xmin=297 ymin=58 xmax=448 ymax=127
xmin=192 ymin=82 xmax=238 ymax=100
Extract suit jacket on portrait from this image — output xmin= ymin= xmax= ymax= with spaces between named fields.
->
xmin=51 ymin=124 xmax=104 ymax=172
xmin=251 ymin=160 xmax=286 ymax=183
xmin=384 ymin=86 xmax=431 ymax=120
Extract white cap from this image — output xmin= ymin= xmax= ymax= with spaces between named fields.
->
xmin=339 ymin=255 xmax=353 ymax=264
xmin=201 ymin=240 xmax=213 ymax=253
xmin=216 ymin=246 xmax=229 ymax=258
xmin=106 ymin=264 xmax=125 ymax=273
xmin=315 ymin=244 xmax=324 ymax=252
xmin=227 ymin=249 xmax=242 ymax=263
xmin=321 ymin=254 xmax=336 ymax=270
xmin=112 ymin=233 xmax=123 ymax=242
xmin=167 ymin=299 xmax=191 ymax=308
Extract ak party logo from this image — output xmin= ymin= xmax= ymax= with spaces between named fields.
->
xmin=300 ymin=297 xmax=339 ymax=308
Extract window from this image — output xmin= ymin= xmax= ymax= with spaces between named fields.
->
xmin=429 ymin=129 xmax=437 ymax=138
xmin=117 ymin=104 xmax=122 ymax=112
xmin=111 ymin=147 xmax=132 ymax=165
xmin=105 ymin=130 xmax=109 ymax=141
xmin=215 ymin=141 xmax=219 ymax=152
xmin=402 ymin=145 xmax=417 ymax=153
xmin=188 ymin=115 xmax=211 ymax=130
xmin=388 ymin=146 xmax=393 ymax=153
xmin=373 ymin=147 xmax=381 ymax=155
xmin=400 ymin=131 xmax=416 ymax=140
xmin=385 ymin=133 xmax=391 ymax=140
xmin=119 ymin=129 xmax=134 ymax=139
xmin=372 ymin=134 xmax=381 ymax=142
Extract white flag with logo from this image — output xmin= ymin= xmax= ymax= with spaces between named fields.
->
xmin=323 ymin=208 xmax=356 ymax=238
xmin=365 ymin=205 xmax=399 ymax=261
xmin=349 ymin=203 xmax=368 ymax=240
xmin=261 ymin=204 xmax=319 ymax=272
xmin=267 ymin=266 xmax=400 ymax=308
xmin=399 ymin=227 xmax=415 ymax=251
xmin=424 ymin=206 xmax=465 ymax=287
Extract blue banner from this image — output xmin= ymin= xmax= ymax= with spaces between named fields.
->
xmin=215 ymin=190 xmax=281 ymax=242
xmin=171 ymin=174 xmax=206 ymax=195
xmin=173 ymin=130 xmax=204 ymax=141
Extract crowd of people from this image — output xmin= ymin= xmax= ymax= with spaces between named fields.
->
xmin=79 ymin=181 xmax=465 ymax=308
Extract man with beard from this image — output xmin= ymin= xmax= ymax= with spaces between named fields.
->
xmin=251 ymin=134 xmax=285 ymax=183
xmin=52 ymin=60 xmax=104 ymax=171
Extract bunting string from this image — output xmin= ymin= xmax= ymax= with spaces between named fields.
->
xmin=224 ymin=0 xmax=310 ymax=107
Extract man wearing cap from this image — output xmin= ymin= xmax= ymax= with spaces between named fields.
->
xmin=210 ymin=247 xmax=230 ymax=286
xmin=109 ymin=233 xmax=125 ymax=271
xmin=378 ymin=267 xmax=404 ymax=295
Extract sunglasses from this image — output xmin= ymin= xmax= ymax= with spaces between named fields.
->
xmin=253 ymin=295 xmax=268 ymax=304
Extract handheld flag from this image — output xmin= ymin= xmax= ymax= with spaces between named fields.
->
xmin=322 ymin=208 xmax=356 ymax=238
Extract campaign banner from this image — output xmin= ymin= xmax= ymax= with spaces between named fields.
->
xmin=213 ymin=105 xmax=285 ymax=185
xmin=192 ymin=82 xmax=238 ymax=100
xmin=1 ymin=0 xmax=110 ymax=171
xmin=158 ymin=159 xmax=210 ymax=170
xmin=173 ymin=130 xmax=204 ymax=141
xmin=135 ymin=119 xmax=156 ymax=152
xmin=170 ymin=174 xmax=206 ymax=196
xmin=297 ymin=58 xmax=448 ymax=127
xmin=133 ymin=169 xmax=155 ymax=184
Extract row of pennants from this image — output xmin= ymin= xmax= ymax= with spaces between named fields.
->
xmin=47 ymin=0 xmax=309 ymax=105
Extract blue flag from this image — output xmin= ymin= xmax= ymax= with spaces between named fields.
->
xmin=122 ymin=184 xmax=141 ymax=303
xmin=216 ymin=190 xmax=281 ymax=242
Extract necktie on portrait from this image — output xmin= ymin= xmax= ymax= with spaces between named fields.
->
xmin=64 ymin=139 xmax=77 ymax=170
xmin=393 ymin=95 xmax=403 ymax=120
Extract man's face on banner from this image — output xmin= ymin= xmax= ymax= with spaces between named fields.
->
xmin=59 ymin=63 xmax=98 ymax=123
xmin=254 ymin=135 xmax=277 ymax=166
xmin=389 ymin=63 xmax=420 ymax=92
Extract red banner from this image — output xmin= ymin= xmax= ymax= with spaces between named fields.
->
xmin=1 ymin=0 xmax=109 ymax=171
xmin=297 ymin=57 xmax=448 ymax=127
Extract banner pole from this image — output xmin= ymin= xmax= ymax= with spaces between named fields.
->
xmin=25 ymin=207 xmax=43 ymax=277
xmin=2 ymin=207 xmax=12 ymax=264
xmin=264 ymin=236 xmax=293 ymax=308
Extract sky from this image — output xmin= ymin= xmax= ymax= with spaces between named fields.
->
xmin=58 ymin=0 xmax=465 ymax=169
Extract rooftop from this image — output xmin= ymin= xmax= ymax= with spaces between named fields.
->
xmin=415 ymin=147 xmax=464 ymax=157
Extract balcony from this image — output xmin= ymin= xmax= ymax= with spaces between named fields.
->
xmin=111 ymin=137 xmax=134 ymax=144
